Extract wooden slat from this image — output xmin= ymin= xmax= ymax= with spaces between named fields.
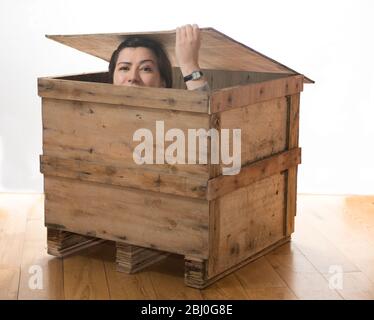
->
xmin=218 ymin=96 xmax=288 ymax=175
xmin=210 ymin=75 xmax=304 ymax=113
xmin=208 ymin=112 xmax=221 ymax=179
xmin=286 ymin=94 xmax=300 ymax=236
xmin=41 ymin=98 xmax=210 ymax=179
xmin=44 ymin=176 xmax=209 ymax=259
xmin=40 ymin=155 xmax=208 ymax=200
xmin=38 ymin=78 xmax=209 ymax=113
xmin=207 ymin=148 xmax=301 ymax=201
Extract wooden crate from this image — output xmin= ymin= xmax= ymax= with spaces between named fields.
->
xmin=38 ymin=28 xmax=311 ymax=288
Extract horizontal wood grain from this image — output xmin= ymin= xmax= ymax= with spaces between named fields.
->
xmin=207 ymin=148 xmax=301 ymax=200
xmin=210 ymin=75 xmax=304 ymax=113
xmin=38 ymin=78 xmax=209 ymax=113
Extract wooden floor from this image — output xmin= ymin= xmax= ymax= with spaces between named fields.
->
xmin=0 ymin=193 xmax=374 ymax=300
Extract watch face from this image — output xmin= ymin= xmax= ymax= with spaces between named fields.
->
xmin=192 ymin=71 xmax=201 ymax=80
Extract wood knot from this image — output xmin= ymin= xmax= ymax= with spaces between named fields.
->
xmin=105 ymin=166 xmax=117 ymax=175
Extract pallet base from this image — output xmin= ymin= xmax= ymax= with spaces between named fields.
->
xmin=47 ymin=228 xmax=105 ymax=258
xmin=116 ymin=242 xmax=170 ymax=273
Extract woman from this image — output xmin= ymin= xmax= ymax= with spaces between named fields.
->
xmin=108 ymin=24 xmax=209 ymax=91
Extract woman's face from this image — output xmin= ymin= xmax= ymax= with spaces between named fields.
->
xmin=113 ymin=47 xmax=165 ymax=88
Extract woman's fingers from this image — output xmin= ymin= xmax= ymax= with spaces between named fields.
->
xmin=184 ymin=24 xmax=193 ymax=41
xmin=175 ymin=24 xmax=201 ymax=69
xmin=178 ymin=24 xmax=200 ymax=42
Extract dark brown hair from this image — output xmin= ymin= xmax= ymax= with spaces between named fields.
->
xmin=108 ymin=36 xmax=173 ymax=88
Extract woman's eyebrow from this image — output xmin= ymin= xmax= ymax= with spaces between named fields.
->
xmin=139 ymin=59 xmax=155 ymax=64
xmin=117 ymin=60 xmax=155 ymax=65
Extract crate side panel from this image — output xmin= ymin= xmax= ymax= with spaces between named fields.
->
xmin=44 ymin=176 xmax=209 ymax=258
xmin=208 ymin=173 xmax=286 ymax=277
xmin=42 ymin=98 xmax=210 ymax=178
xmin=218 ymin=97 xmax=288 ymax=175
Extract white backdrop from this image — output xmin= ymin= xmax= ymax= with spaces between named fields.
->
xmin=0 ymin=0 xmax=373 ymax=194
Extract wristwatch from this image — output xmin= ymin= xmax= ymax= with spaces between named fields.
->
xmin=183 ymin=70 xmax=203 ymax=82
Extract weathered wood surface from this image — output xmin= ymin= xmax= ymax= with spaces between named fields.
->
xmin=45 ymin=28 xmax=313 ymax=82
xmin=207 ymin=173 xmax=287 ymax=277
xmin=40 ymin=155 xmax=208 ymax=199
xmin=207 ymin=148 xmax=301 ymax=200
xmin=216 ymin=96 xmax=289 ymax=175
xmin=38 ymin=78 xmax=209 ymax=113
xmin=44 ymin=176 xmax=209 ymax=259
xmin=286 ymin=94 xmax=300 ymax=236
xmin=210 ymin=75 xmax=304 ymax=113
xmin=41 ymin=98 xmax=210 ymax=178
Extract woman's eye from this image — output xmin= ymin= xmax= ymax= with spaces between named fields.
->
xmin=119 ymin=66 xmax=129 ymax=71
xmin=141 ymin=66 xmax=153 ymax=72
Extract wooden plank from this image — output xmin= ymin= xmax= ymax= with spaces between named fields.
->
xmin=0 ymin=194 xmax=64 ymax=300
xmin=293 ymin=201 xmax=359 ymax=274
xmin=286 ymin=94 xmax=300 ymax=236
xmin=45 ymin=28 xmax=314 ymax=81
xmin=104 ymin=257 xmax=158 ymax=299
xmin=207 ymin=148 xmax=301 ymax=201
xmin=208 ymin=112 xmax=221 ymax=179
xmin=210 ymin=75 xmax=304 ymax=113
xmin=200 ymin=274 xmax=249 ymax=299
xmin=38 ymin=78 xmax=209 ymax=113
xmin=40 ymin=155 xmax=208 ymax=199
xmin=41 ymin=98 xmax=210 ymax=178
xmin=207 ymin=173 xmax=287 ymax=278
xmin=266 ymin=249 xmax=342 ymax=299
xmin=0 ymin=194 xmax=29 ymax=299
xmin=218 ymin=96 xmax=289 ymax=175
xmin=298 ymin=195 xmax=374 ymax=285
xmin=233 ymin=257 xmax=298 ymax=300
xmin=44 ymin=176 xmax=209 ymax=258
xmin=63 ymin=244 xmax=110 ymax=300
xmin=0 ymin=268 xmax=19 ymax=300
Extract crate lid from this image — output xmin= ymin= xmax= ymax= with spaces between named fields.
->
xmin=46 ymin=27 xmax=313 ymax=83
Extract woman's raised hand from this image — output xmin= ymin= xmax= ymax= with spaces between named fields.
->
xmin=175 ymin=24 xmax=206 ymax=90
